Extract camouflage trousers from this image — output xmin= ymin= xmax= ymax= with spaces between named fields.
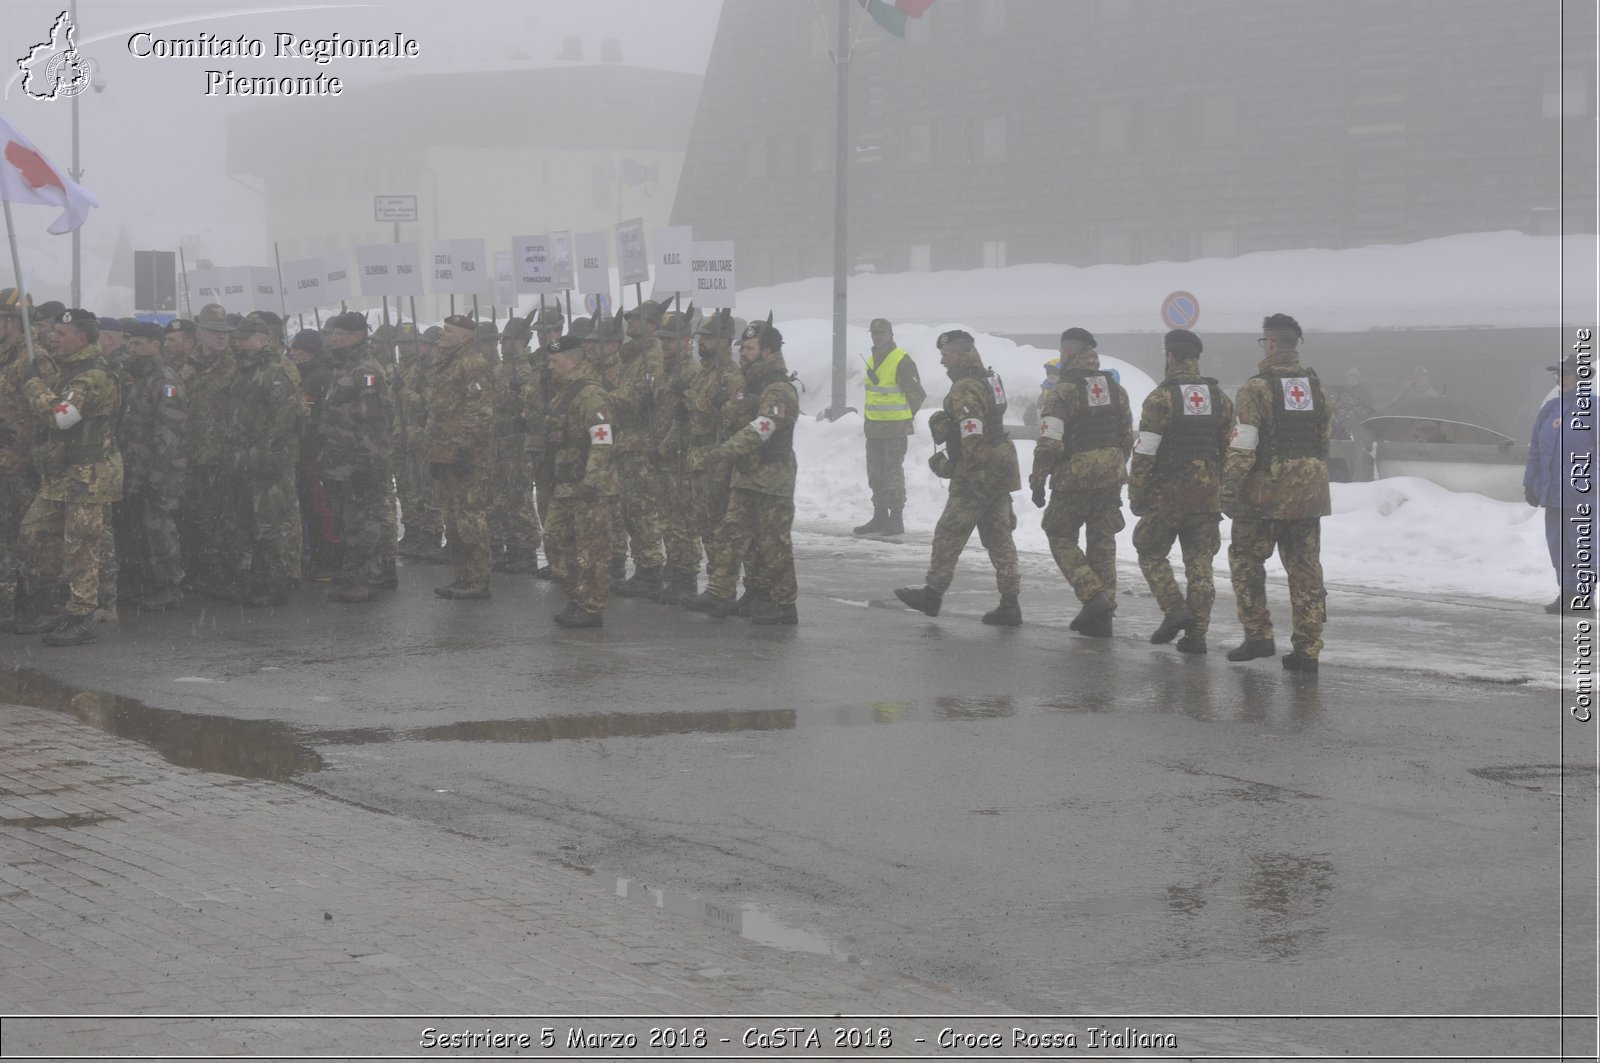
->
xmin=865 ymin=434 xmax=910 ymax=508
xmin=927 ymin=485 xmax=1020 ymax=596
xmin=324 ymin=476 xmax=389 ymax=589
xmin=298 ymin=458 xmax=341 ymax=574
xmin=19 ymin=496 xmax=110 ymax=617
xmin=658 ymin=463 xmax=701 ymax=575
xmin=432 ymin=464 xmax=491 ymax=588
xmin=1229 ymin=517 xmax=1326 ymax=657
xmin=381 ymin=475 xmax=399 ymax=572
xmin=545 ymin=494 xmax=612 ymax=614
xmin=396 ymin=448 xmax=442 ymax=539
xmin=706 ymin=489 xmax=797 ymax=605
xmin=112 ymin=490 xmax=182 ymax=603
xmin=1042 ymin=487 xmax=1124 ymax=602
xmin=0 ymin=473 xmax=34 ymax=619
xmin=490 ymin=446 xmax=540 ymax=552
xmin=1134 ymin=510 xmax=1222 ymax=635
xmin=181 ymin=466 xmax=236 ymax=591
xmin=612 ymin=452 xmax=663 ymax=569
xmin=236 ymin=473 xmax=301 ymax=592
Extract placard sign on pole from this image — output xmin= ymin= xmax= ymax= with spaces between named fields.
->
xmin=574 ymin=230 xmax=610 ymax=298
xmin=494 ymin=251 xmax=515 ymax=308
xmin=249 ymin=266 xmax=280 ymax=313
xmin=280 ymin=256 xmax=326 ymax=314
xmin=512 ymin=234 xmax=553 ymax=294
xmin=355 ymin=243 xmax=409 ymax=298
xmin=322 ymin=250 xmax=354 ymax=306
xmin=548 ymin=230 xmax=574 ymax=291
xmin=215 ymin=266 xmax=254 ymax=315
xmin=431 ymin=238 xmax=490 ymax=296
xmin=390 ymin=242 xmax=423 ymax=297
xmin=186 ymin=267 xmax=220 ymax=312
xmin=652 ymin=226 xmax=692 ymax=294
xmin=690 ymin=241 xmax=737 ymax=309
xmin=615 ymin=218 xmax=650 ymax=287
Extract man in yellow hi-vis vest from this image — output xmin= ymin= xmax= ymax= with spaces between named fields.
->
xmin=854 ymin=318 xmax=926 ymax=536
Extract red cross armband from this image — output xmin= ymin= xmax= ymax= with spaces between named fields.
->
xmin=588 ymin=423 xmax=613 ymax=445
xmin=958 ymin=416 xmax=983 ymax=439
xmin=52 ymin=392 xmax=83 ymax=430
xmin=748 ymin=416 xmax=776 ymax=440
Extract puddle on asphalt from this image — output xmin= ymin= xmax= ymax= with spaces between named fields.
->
xmin=311 ymin=708 xmax=796 ymax=746
xmin=614 ymin=877 xmax=856 ymax=963
xmin=0 ymin=667 xmax=323 ymax=781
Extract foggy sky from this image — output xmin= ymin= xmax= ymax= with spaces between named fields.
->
xmin=0 ymin=0 xmax=723 ymax=303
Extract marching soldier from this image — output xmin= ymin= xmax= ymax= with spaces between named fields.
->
xmin=1222 ymin=313 xmax=1331 ymax=672
xmin=0 ymin=290 xmax=36 ymax=629
xmin=689 ymin=320 xmax=801 ymax=625
xmin=1128 ymin=329 xmax=1234 ymax=654
xmin=18 ymin=310 xmax=123 ymax=646
xmin=316 ymin=312 xmax=394 ymax=603
xmin=223 ymin=313 xmax=302 ymax=607
xmin=114 ymin=321 xmax=187 ymax=612
xmin=523 ymin=306 xmax=566 ymax=578
xmin=671 ymin=310 xmax=744 ymax=604
xmin=895 ymin=330 xmax=1022 ymax=625
xmin=179 ymin=304 xmax=239 ymax=598
xmin=426 ymin=315 xmax=496 ymax=600
xmin=652 ymin=307 xmax=700 ymax=603
xmin=396 ymin=325 xmax=444 ymax=561
xmin=543 ymin=335 xmax=616 ymax=628
xmin=1028 ymin=327 xmax=1132 ymax=637
xmin=490 ymin=315 xmax=540 ymax=574
xmin=609 ymin=305 xmax=667 ymax=596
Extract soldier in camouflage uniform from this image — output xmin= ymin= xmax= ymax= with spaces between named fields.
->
xmin=682 ymin=312 xmax=747 ymax=603
xmin=426 ymin=315 xmax=496 ymax=599
xmin=490 ymin=315 xmax=541 ymax=574
xmin=896 ymin=330 xmax=1022 ymax=625
xmin=688 ymin=321 xmax=802 ymax=625
xmin=113 ymin=321 xmax=187 ymax=612
xmin=0 ymin=291 xmax=38 ymax=629
xmin=651 ymin=307 xmax=701 ymax=603
xmin=291 ymin=328 xmax=342 ymax=580
xmin=543 ymin=335 xmax=616 ymax=628
xmin=223 ymin=313 xmax=302 ymax=607
xmin=1129 ymin=329 xmax=1235 ymax=655
xmin=522 ymin=307 xmax=566 ymax=579
xmin=162 ymin=318 xmax=198 ymax=387
xmin=607 ymin=301 xmax=667 ymax=597
xmin=316 ymin=312 xmax=394 ymax=603
xmin=18 ymin=310 xmax=123 ymax=646
xmin=179 ymin=305 xmax=239 ymax=597
xmin=1029 ymin=327 xmax=1132 ymax=637
xmin=369 ymin=323 xmax=402 ymax=591
xmin=395 ymin=325 xmax=443 ymax=560
xmin=1221 ymin=313 xmax=1331 ymax=672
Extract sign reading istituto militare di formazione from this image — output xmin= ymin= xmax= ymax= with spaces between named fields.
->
xmin=122 ymin=29 xmax=423 ymax=96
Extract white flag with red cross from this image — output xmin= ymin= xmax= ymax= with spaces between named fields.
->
xmin=0 ymin=112 xmax=98 ymax=234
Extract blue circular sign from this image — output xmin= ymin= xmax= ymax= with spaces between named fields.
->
xmin=1161 ymin=290 xmax=1199 ymax=330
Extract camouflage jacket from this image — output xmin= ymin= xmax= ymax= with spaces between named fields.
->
xmin=424 ymin=343 xmax=494 ymax=469
xmin=1222 ymin=353 xmax=1332 ymax=520
xmin=939 ymin=349 xmax=1021 ymax=497
xmin=395 ymin=360 xmax=429 ymax=453
xmin=609 ymin=336 xmax=666 ymax=454
xmin=316 ymin=340 xmax=393 ymax=482
xmin=654 ymin=343 xmax=695 ymax=464
xmin=225 ymin=348 xmax=302 ymax=482
xmin=1128 ymin=358 xmax=1235 ymax=516
xmin=717 ymin=351 xmax=800 ymax=497
xmin=521 ymin=346 xmax=556 ymax=453
xmin=119 ymin=353 xmax=188 ymax=498
xmin=492 ymin=347 xmax=531 ymax=461
xmin=684 ymin=349 xmax=744 ymax=471
xmin=1030 ymin=348 xmax=1131 ymax=493
xmin=24 ymin=342 xmax=124 ymax=504
xmin=547 ymin=365 xmax=618 ymax=499
xmin=184 ymin=349 xmax=238 ymax=469
xmin=0 ymin=337 xmax=35 ymax=477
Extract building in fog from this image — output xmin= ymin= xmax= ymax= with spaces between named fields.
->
xmin=672 ymin=0 xmax=1595 ymax=287
xmin=226 ymin=63 xmax=700 ymax=309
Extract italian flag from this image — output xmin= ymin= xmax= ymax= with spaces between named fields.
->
xmin=859 ymin=0 xmax=936 ymax=37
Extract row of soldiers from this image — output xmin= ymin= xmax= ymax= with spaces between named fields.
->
xmin=0 ymin=289 xmax=802 ymax=643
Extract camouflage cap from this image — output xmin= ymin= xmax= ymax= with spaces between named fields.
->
xmin=658 ymin=311 xmax=690 ymax=338
xmin=596 ymin=312 xmax=626 ymax=341
xmin=128 ymin=321 xmax=164 ymax=341
xmin=370 ymin=323 xmax=395 ymax=343
xmin=625 ymin=299 xmax=665 ymax=324
xmin=195 ymin=304 xmax=234 ymax=332
xmin=534 ymin=306 xmax=565 ymax=331
xmin=567 ymin=318 xmax=592 ymax=342
xmin=501 ymin=316 xmax=532 ymax=340
xmin=234 ymin=312 xmax=275 ymax=337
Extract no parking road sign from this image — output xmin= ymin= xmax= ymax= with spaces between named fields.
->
xmin=1161 ymin=290 xmax=1200 ymax=330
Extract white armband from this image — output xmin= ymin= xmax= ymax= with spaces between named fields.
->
xmin=52 ymin=400 xmax=82 ymax=431
xmin=588 ymin=423 xmax=613 ymax=445
xmin=1229 ymin=423 xmax=1259 ymax=451
xmin=958 ymin=416 xmax=983 ymax=439
xmin=748 ymin=415 xmax=777 ymax=440
xmin=1039 ymin=415 xmax=1065 ymax=441
xmin=1133 ymin=431 xmax=1162 ymax=456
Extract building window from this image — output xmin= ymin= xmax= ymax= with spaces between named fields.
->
xmin=907 ymin=122 xmax=932 ymax=167
xmin=1544 ymin=70 xmax=1589 ymax=118
xmin=980 ymin=116 xmax=1006 ymax=161
xmin=981 ymin=0 xmax=1006 ymax=36
xmin=748 ymin=137 xmax=769 ymax=178
xmin=982 ymin=240 xmax=1007 ymax=269
xmin=909 ymin=244 xmax=931 ymax=272
xmin=1098 ymin=104 xmax=1128 ymax=152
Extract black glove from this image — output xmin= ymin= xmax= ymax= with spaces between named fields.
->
xmin=927 ymin=451 xmax=953 ymax=479
xmin=928 ymin=410 xmax=950 ymax=444
xmin=1524 ymin=484 xmax=1539 ymax=507
xmin=453 ymin=447 xmax=473 ymax=475
xmin=0 ymin=419 xmax=16 ymax=449
xmin=1031 ymin=484 xmax=1047 ymax=509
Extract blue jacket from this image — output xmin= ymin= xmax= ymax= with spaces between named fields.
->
xmin=1524 ymin=394 xmax=1590 ymax=507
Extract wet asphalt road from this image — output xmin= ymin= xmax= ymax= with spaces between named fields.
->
xmin=4 ymin=523 xmax=1594 ymax=1057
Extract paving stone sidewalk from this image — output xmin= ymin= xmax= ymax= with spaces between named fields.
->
xmin=0 ymin=702 xmax=992 ymax=1058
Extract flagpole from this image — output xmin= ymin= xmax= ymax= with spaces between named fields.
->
xmin=824 ymin=0 xmax=852 ymax=421
xmin=69 ymin=0 xmax=81 ymax=307
xmin=3 ymin=201 xmax=40 ymax=366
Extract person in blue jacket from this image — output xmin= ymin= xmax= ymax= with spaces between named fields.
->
xmin=1524 ymin=354 xmax=1593 ymax=614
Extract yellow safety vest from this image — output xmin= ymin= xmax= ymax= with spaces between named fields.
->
xmin=863 ymin=346 xmax=912 ymax=421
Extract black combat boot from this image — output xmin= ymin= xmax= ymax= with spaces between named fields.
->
xmin=981 ymin=594 xmax=1022 ymax=626
xmin=1174 ymin=635 xmax=1207 ymax=655
xmin=686 ymin=589 xmax=739 ymax=618
xmin=1282 ymin=651 xmax=1319 ymax=673
xmin=1225 ymin=638 xmax=1277 ymax=662
xmin=615 ymin=564 xmax=663 ymax=598
xmin=1072 ymin=590 xmax=1115 ymax=637
xmin=751 ymin=597 xmax=799 ymax=625
xmin=7 ymin=581 xmax=66 ymax=635
xmin=609 ymin=556 xmax=628 ymax=585
xmin=647 ymin=568 xmax=683 ymax=604
xmin=491 ymin=545 xmax=513 ymax=572
xmin=42 ymin=614 xmax=96 ymax=646
xmin=736 ymin=586 xmax=766 ymax=617
xmin=505 ymin=547 xmax=539 ymax=575
xmin=852 ymin=506 xmax=886 ymax=536
xmin=669 ymin=569 xmax=699 ymax=605
xmin=1150 ymin=604 xmax=1194 ymax=645
xmin=894 ymin=585 xmax=943 ymax=617
xmin=244 ymin=583 xmax=288 ymax=608
xmin=878 ymin=507 xmax=905 ymax=536
xmin=434 ymin=581 xmax=490 ymax=600
xmin=553 ymin=602 xmax=603 ymax=628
